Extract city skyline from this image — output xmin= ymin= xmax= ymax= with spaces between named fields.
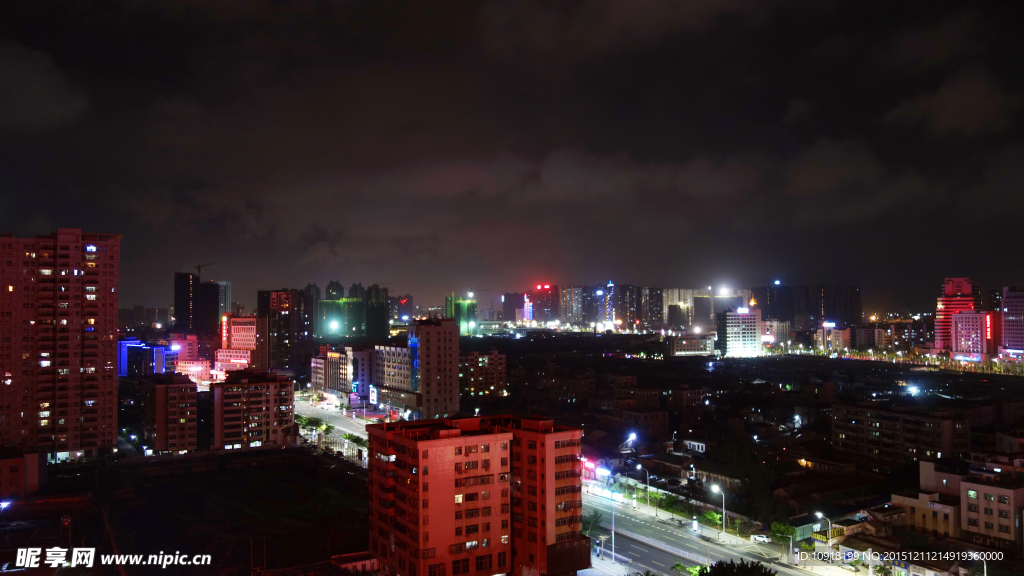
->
xmin=3 ymin=2 xmax=1023 ymax=312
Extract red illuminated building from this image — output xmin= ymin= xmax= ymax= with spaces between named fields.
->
xmin=0 ymin=228 xmax=120 ymax=460
xmin=527 ymin=285 xmax=559 ymax=323
xmin=367 ymin=415 xmax=589 ymax=576
xmin=934 ymin=278 xmax=981 ymax=352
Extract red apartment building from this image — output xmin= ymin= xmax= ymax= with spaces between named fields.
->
xmin=210 ymin=369 xmax=295 ymax=451
xmin=0 ymin=228 xmax=120 ymax=460
xmin=458 ymin=350 xmax=507 ymax=398
xmin=139 ymin=373 xmax=198 ymax=453
xmin=934 ymin=278 xmax=981 ymax=352
xmin=367 ymin=415 xmax=589 ymax=576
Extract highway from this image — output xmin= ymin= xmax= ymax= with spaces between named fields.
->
xmin=294 ymin=399 xmax=370 ymax=439
xmin=584 ymin=493 xmax=815 ymax=576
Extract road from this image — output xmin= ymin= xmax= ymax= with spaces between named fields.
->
xmin=294 ymin=399 xmax=370 ymax=439
xmin=584 ymin=493 xmax=820 ymax=576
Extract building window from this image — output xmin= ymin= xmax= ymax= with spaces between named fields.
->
xmin=985 ymin=508 xmax=993 ymax=515
xmin=967 ymin=490 xmax=978 ymax=499
xmin=999 ymin=525 xmax=1010 ymax=534
xmin=985 ymin=493 xmax=995 ymax=501
xmin=998 ymin=495 xmax=1009 ymax=504
xmin=968 ymin=519 xmax=979 ymax=527
xmin=968 ymin=504 xmax=978 ymax=512
xmin=428 ymin=563 xmax=444 ymax=576
xmin=984 ymin=522 xmax=994 ymax=529
xmin=999 ymin=510 xmax=1009 ymax=519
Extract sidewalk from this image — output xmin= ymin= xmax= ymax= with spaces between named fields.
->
xmin=585 ymin=553 xmax=633 ymax=576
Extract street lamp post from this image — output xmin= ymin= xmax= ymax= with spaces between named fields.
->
xmin=636 ymin=464 xmax=651 ymax=512
xmin=815 ymin=512 xmax=833 ymax=551
xmin=711 ymin=484 xmax=726 ymax=538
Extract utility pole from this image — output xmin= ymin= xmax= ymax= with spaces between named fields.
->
xmin=611 ymin=511 xmax=615 ymax=564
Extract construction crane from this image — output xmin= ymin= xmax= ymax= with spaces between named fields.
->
xmin=195 ymin=262 xmax=215 ymax=281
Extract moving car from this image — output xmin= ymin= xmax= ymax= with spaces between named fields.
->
xmin=751 ymin=534 xmax=773 ymax=543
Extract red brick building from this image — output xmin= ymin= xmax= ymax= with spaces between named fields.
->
xmin=367 ymin=415 xmax=589 ymax=576
xmin=211 ymin=369 xmax=295 ymax=451
xmin=139 ymin=373 xmax=198 ymax=453
xmin=0 ymin=228 xmax=120 ymax=460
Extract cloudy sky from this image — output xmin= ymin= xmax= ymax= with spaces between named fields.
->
xmin=1 ymin=0 xmax=1021 ymax=312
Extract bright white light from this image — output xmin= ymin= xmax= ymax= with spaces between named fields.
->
xmin=908 ymin=386 xmax=919 ymax=396
xmin=774 ymin=280 xmax=781 ymax=285
xmin=693 ymin=326 xmax=702 ymax=334
xmin=596 ymin=290 xmax=604 ymax=296
xmin=0 ymin=501 xmax=10 ymax=510
xmin=468 ymin=292 xmax=474 ymax=298
xmin=401 ymin=315 xmax=409 ymax=321
xmin=628 ymin=432 xmax=636 ymax=442
xmin=636 ymin=464 xmax=642 ymax=470
xmin=711 ymin=485 xmax=720 ymax=493
xmin=596 ymin=467 xmax=611 ymax=477
xmin=815 ymin=512 xmax=824 ymax=518
xmin=737 ymin=307 xmax=749 ymax=314
xmin=330 ymin=320 xmax=340 ymax=331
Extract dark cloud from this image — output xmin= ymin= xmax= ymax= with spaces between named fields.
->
xmin=1 ymin=0 xmax=1022 ymax=312
xmin=0 ymin=41 xmax=88 ymax=132
xmin=884 ymin=68 xmax=1020 ymax=135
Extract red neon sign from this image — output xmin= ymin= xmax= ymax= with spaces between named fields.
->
xmin=986 ymin=314 xmax=992 ymax=340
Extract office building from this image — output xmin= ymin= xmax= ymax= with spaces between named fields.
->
xmin=305 ymin=282 xmax=322 ymax=335
xmin=791 ymin=285 xmax=862 ymax=331
xmin=366 ymin=415 xmax=589 ymax=576
xmin=502 ymin=293 xmax=523 ymax=324
xmin=1002 ymin=287 xmax=1024 ymax=358
xmin=373 ymin=318 xmax=458 ymax=420
xmin=599 ymin=282 xmax=615 ymax=324
xmin=751 ymin=283 xmax=794 ymax=322
xmin=210 ymin=369 xmax=295 ymax=451
xmin=118 ymin=340 xmax=178 ymax=380
xmin=831 ymin=404 xmax=970 ymax=470
xmin=934 ymin=278 xmax=981 ymax=352
xmin=666 ymin=336 xmax=715 ymax=357
xmin=0 ymin=228 xmax=120 ymax=460
xmin=559 ymin=286 xmax=583 ymax=325
xmin=715 ymin=306 xmax=763 ymax=358
xmin=761 ymin=319 xmax=791 ymax=346
xmin=815 ymin=325 xmax=851 ymax=351
xmin=172 ymin=272 xmax=220 ymax=338
xmin=311 ymin=351 xmax=345 ymax=406
xmin=343 ymin=346 xmax=374 ymax=407
xmin=528 ymin=284 xmax=559 ymax=323
xmin=952 ymin=310 xmax=1001 ymax=362
xmin=173 ymin=272 xmax=195 ymax=331
xmin=613 ymin=284 xmax=639 ymax=327
xmin=220 ymin=314 xmax=270 ymax=372
xmin=459 ymin=350 xmax=507 ymax=397
xmin=213 ymin=280 xmax=232 ymax=316
xmin=257 ymin=289 xmax=314 ymax=377
xmin=139 ymin=373 xmax=198 ymax=453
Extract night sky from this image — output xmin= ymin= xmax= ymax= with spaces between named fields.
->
xmin=2 ymin=1 xmax=1022 ymax=313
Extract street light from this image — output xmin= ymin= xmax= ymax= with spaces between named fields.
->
xmin=815 ymin=512 xmax=833 ymax=550
xmin=711 ymin=484 xmax=726 ymax=537
xmin=637 ymin=464 xmax=651 ymax=512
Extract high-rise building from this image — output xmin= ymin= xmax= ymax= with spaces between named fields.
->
xmin=257 ymin=289 xmax=314 ymax=377
xmin=326 ymin=280 xmax=344 ymax=299
xmin=396 ymin=295 xmax=415 ymax=320
xmin=366 ymin=415 xmax=589 ymax=576
xmin=751 ymin=282 xmax=794 ymax=322
xmin=210 ymin=369 xmax=295 ymax=451
xmin=599 ymin=282 xmax=615 ymax=323
xmin=613 ymin=284 xmax=639 ymax=327
xmin=216 ymin=314 xmax=270 ymax=373
xmin=715 ymin=306 xmax=763 ymax=358
xmin=502 ymin=293 xmax=524 ymax=324
xmin=446 ymin=293 xmax=478 ymax=335
xmin=952 ymin=311 xmax=1001 ymax=361
xmin=639 ymin=287 xmax=663 ymax=328
xmin=139 ymin=373 xmax=198 ymax=453
xmin=311 ymin=351 xmax=345 ymax=406
xmin=1001 ymin=287 xmax=1024 ymax=358
xmin=935 ymin=278 xmax=981 ymax=352
xmin=305 ymin=282 xmax=322 ymax=335
xmin=459 ymin=350 xmax=507 ymax=397
xmin=349 ymin=282 xmax=367 ymax=300
xmin=559 ymin=286 xmax=583 ymax=325
xmin=0 ymin=228 xmax=120 ymax=459
xmin=213 ymin=280 xmax=232 ymax=316
xmin=173 ymin=272 xmax=196 ymax=332
xmin=528 ymin=284 xmax=559 ymax=323
xmin=373 ymin=318 xmax=458 ymax=420
xmin=118 ymin=340 xmax=178 ymax=380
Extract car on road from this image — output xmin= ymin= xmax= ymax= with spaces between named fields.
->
xmin=751 ymin=534 xmax=772 ymax=543
xmin=667 ymin=478 xmax=683 ymax=487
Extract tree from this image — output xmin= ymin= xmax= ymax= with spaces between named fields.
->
xmin=294 ymin=415 xmax=309 ymax=429
xmin=769 ymin=521 xmax=795 ymax=540
xmin=582 ymin=510 xmax=603 ymax=536
xmin=702 ymin=510 xmax=722 ymax=526
xmin=872 ymin=565 xmax=892 ymax=576
xmin=322 ymin=424 xmax=336 ymax=437
xmin=634 ymin=571 xmax=659 ymax=576
xmin=685 ymin=567 xmax=707 ymax=576
xmin=306 ymin=416 xmax=325 ymax=431
xmin=799 ymin=542 xmax=815 ymax=551
xmin=704 ymin=559 xmax=776 ymax=576
xmin=672 ymin=561 xmax=687 ymax=576
xmin=736 ymin=518 xmax=757 ymax=537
